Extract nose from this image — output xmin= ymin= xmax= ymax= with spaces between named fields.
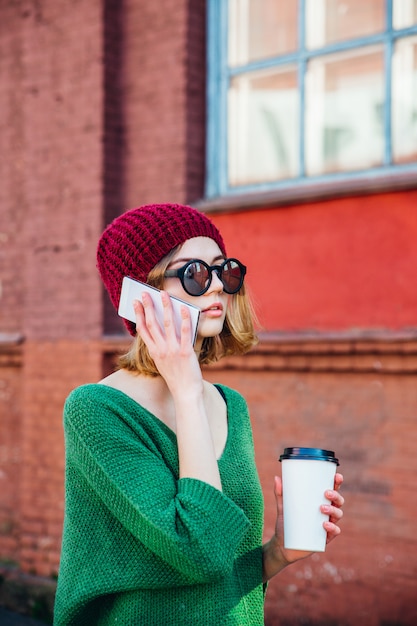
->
xmin=207 ymin=269 xmax=224 ymax=293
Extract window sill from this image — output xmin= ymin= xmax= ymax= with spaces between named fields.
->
xmin=196 ymin=168 xmax=417 ymax=214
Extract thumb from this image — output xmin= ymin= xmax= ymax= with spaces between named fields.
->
xmin=274 ymin=474 xmax=283 ymax=499
xmin=274 ymin=475 xmax=283 ymax=514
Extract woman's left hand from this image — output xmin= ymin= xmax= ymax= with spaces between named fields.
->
xmin=263 ymin=473 xmax=344 ymax=581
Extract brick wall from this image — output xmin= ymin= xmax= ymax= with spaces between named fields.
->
xmin=0 ymin=4 xmax=27 ymax=334
xmin=121 ymin=0 xmax=207 ymax=209
xmin=0 ymin=0 xmax=105 ymax=577
xmin=21 ymin=2 xmax=104 ymax=342
xmin=19 ymin=0 xmax=105 ymax=573
xmin=20 ymin=341 xmax=103 ymax=576
xmin=0 ymin=345 xmax=22 ymax=566
xmin=205 ymin=337 xmax=417 ymax=625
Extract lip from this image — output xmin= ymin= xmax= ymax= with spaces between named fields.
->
xmin=201 ymin=302 xmax=224 ymax=315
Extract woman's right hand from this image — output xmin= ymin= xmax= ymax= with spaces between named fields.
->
xmin=133 ymin=290 xmax=203 ymax=395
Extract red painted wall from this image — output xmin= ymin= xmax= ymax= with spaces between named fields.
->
xmin=212 ymin=193 xmax=417 ymax=331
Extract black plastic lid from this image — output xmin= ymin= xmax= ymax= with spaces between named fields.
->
xmin=279 ymin=447 xmax=339 ymax=465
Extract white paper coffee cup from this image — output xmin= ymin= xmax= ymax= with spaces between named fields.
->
xmin=279 ymin=447 xmax=339 ymax=552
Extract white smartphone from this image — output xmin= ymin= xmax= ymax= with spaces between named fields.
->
xmin=118 ymin=276 xmax=201 ymax=345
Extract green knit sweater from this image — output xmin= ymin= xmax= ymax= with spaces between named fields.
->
xmin=54 ymin=383 xmax=265 ymax=625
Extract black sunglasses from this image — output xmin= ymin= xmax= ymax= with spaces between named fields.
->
xmin=164 ymin=258 xmax=246 ymax=296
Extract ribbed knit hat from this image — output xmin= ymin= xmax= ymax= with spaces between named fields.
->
xmin=97 ymin=203 xmax=226 ymax=335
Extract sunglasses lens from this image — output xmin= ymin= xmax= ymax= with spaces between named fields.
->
xmin=178 ymin=259 xmax=245 ymax=295
xmin=221 ymin=260 xmax=244 ymax=294
xmin=183 ymin=261 xmax=210 ymax=295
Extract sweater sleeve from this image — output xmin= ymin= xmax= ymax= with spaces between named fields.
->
xmin=63 ymin=385 xmax=250 ymax=586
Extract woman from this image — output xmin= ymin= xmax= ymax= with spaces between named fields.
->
xmin=54 ymin=203 xmax=344 ymax=625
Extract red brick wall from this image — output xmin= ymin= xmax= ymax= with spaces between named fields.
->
xmin=121 ymin=0 xmax=207 ymax=209
xmin=21 ymin=3 xmax=104 ymax=342
xmin=0 ymin=0 xmax=105 ymax=577
xmin=0 ymin=349 xmax=22 ymax=565
xmin=205 ymin=340 xmax=417 ymax=625
xmin=0 ymin=4 xmax=27 ymax=334
xmin=20 ymin=341 xmax=103 ymax=576
xmin=19 ymin=0 xmax=105 ymax=574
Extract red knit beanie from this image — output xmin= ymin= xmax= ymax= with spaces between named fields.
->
xmin=97 ymin=203 xmax=227 ymax=335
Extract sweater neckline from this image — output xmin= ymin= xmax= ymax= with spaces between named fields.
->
xmin=90 ymin=382 xmax=232 ymax=463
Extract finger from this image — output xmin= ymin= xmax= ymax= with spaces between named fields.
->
xmin=322 ymin=503 xmax=344 ymax=523
xmin=274 ymin=476 xmax=284 ymax=518
xmin=330 ymin=506 xmax=344 ymax=523
xmin=160 ymin=291 xmax=176 ymax=338
xmin=160 ymin=292 xmax=194 ymax=348
xmin=274 ymin=475 xmax=282 ymax=499
xmin=139 ymin=292 xmax=164 ymax=342
xmin=334 ymin=472 xmax=343 ymax=490
xmin=325 ymin=488 xmax=345 ymax=509
xmin=179 ymin=304 xmax=193 ymax=346
xmin=133 ymin=298 xmax=144 ymax=319
xmin=324 ymin=521 xmax=342 ymax=542
xmin=133 ymin=299 xmax=151 ymax=340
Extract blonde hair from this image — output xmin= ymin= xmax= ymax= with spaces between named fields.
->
xmin=118 ymin=246 xmax=258 ymax=375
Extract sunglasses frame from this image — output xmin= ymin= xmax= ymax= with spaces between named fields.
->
xmin=164 ymin=257 xmax=247 ymax=296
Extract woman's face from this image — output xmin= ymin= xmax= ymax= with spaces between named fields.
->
xmin=163 ymin=236 xmax=230 ymax=346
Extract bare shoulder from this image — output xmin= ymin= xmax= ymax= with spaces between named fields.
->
xmin=98 ymin=369 xmax=147 ymax=402
xmin=203 ymin=381 xmax=228 ymax=458
xmin=203 ymin=380 xmax=227 ymax=410
xmin=98 ymin=369 xmax=128 ymax=389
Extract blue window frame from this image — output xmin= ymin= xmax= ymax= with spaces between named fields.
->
xmin=206 ymin=0 xmax=417 ymax=200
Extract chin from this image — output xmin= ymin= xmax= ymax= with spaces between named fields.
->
xmin=197 ymin=317 xmax=226 ymax=338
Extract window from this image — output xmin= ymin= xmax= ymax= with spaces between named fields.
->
xmin=206 ymin=0 xmax=417 ymax=198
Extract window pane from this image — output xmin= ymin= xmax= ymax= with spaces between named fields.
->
xmin=305 ymin=47 xmax=384 ymax=176
xmin=393 ymin=0 xmax=417 ymax=29
xmin=229 ymin=0 xmax=298 ymax=66
xmin=392 ymin=36 xmax=417 ymax=163
xmin=306 ymin=0 xmax=385 ymax=49
xmin=228 ymin=67 xmax=299 ymax=186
